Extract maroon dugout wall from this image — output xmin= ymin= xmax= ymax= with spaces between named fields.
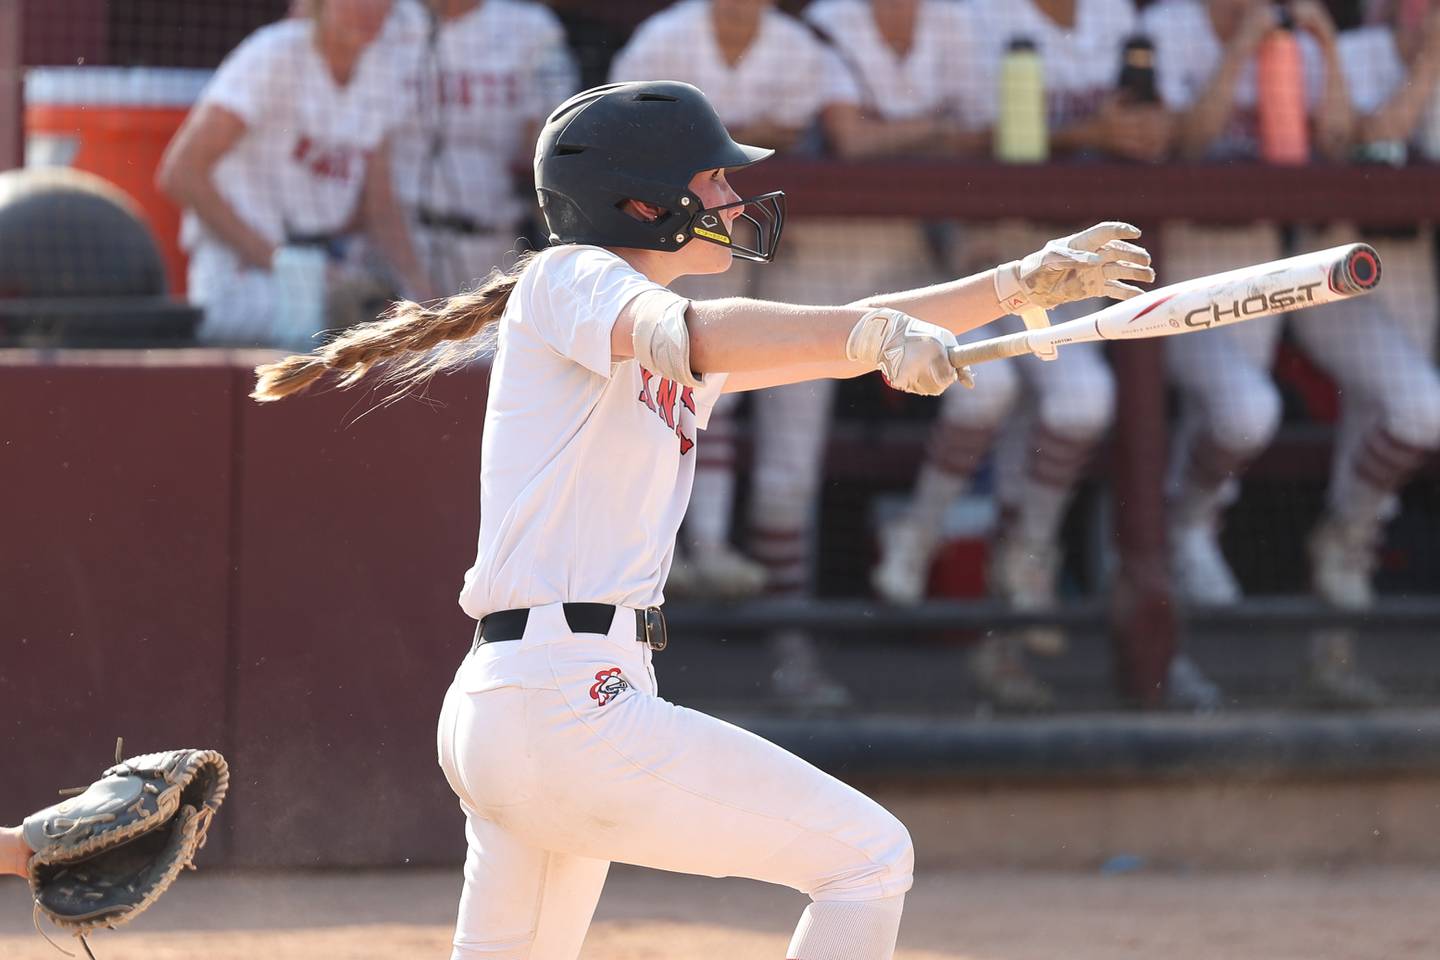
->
xmin=0 ymin=352 xmax=487 ymax=866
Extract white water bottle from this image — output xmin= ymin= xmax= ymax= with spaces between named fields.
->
xmin=270 ymin=245 xmax=328 ymax=352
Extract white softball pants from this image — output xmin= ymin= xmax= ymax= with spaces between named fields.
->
xmin=436 ymin=603 xmax=914 ymax=960
xmin=1161 ymin=224 xmax=1440 ymax=498
xmin=939 ymin=223 xmax=1117 ymax=502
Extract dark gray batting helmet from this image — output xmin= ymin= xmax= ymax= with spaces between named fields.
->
xmin=533 ymin=81 xmax=786 ymax=263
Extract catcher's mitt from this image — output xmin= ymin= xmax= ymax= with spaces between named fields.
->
xmin=21 ymin=741 xmax=229 ymax=958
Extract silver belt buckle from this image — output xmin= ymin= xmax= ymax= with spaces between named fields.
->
xmin=641 ymin=606 xmax=667 ymax=651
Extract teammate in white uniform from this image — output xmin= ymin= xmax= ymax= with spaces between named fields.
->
xmin=386 ymin=0 xmax=577 ymax=295
xmin=251 ymin=80 xmax=1151 ymax=960
xmin=1145 ymin=0 xmax=1438 ymax=704
xmin=610 ymin=0 xmax=863 ymax=706
xmin=1143 ymin=0 xmax=1349 ymax=605
xmin=158 ymin=0 xmax=433 ymax=345
xmin=865 ymin=0 xmax=1163 ymax=708
xmin=1298 ymin=3 xmax=1440 ymax=615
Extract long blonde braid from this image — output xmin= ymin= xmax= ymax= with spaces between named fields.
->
xmin=251 ymin=254 xmax=533 ymax=403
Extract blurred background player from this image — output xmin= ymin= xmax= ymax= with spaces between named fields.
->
xmin=385 ymin=0 xmax=577 ymax=296
xmin=610 ymin=0 xmax=864 ymax=707
xmin=1296 ymin=0 xmax=1440 ymax=700
xmin=864 ymin=0 xmax=1167 ymax=709
xmin=158 ymin=0 xmax=433 ymax=346
xmin=1143 ymin=0 xmax=1434 ymax=704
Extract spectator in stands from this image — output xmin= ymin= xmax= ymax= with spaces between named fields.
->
xmin=158 ymin=0 xmax=433 ymax=346
xmin=862 ymin=0 xmax=1167 ymax=710
xmin=384 ymin=0 xmax=577 ymax=296
xmin=610 ymin=0 xmax=862 ymax=708
xmin=1144 ymin=0 xmax=1432 ymax=706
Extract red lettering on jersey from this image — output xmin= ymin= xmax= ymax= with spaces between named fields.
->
xmin=680 ymin=386 xmax=696 ymax=416
xmin=654 ymin=377 xmax=679 ymax=430
xmin=676 ymin=424 xmax=694 ymax=456
xmin=637 ymin=368 xmax=656 ymax=410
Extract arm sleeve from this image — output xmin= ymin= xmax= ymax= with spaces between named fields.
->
xmin=200 ymin=28 xmax=287 ymax=127
xmin=525 ymin=248 xmax=688 ymax=378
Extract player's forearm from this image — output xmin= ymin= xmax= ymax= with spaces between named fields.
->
xmin=1177 ymin=54 xmax=1248 ymax=159
xmin=849 ymin=270 xmax=1006 ymax=338
xmin=363 ymin=203 xmax=431 ymax=301
xmin=1 ymin=825 xmax=30 ymax=877
xmin=1358 ymin=56 xmax=1440 ymax=145
xmin=362 ymin=152 xmax=434 ymax=300
xmin=1312 ymin=44 xmax=1356 ymax=160
xmin=825 ymin=109 xmax=957 ymax=160
xmin=164 ymin=173 xmax=274 ymax=270
xmin=1051 ymin=115 xmax=1105 ymax=155
xmin=687 ymin=298 xmax=868 ymax=373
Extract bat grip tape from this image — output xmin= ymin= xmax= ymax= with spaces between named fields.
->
xmin=948 ymin=333 xmax=1035 ymax=368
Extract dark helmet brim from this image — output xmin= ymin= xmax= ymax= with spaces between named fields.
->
xmin=725 ymin=142 xmax=774 ymax=171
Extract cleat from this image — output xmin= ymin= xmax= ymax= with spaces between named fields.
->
xmin=1170 ymin=522 xmax=1241 ymax=605
xmin=870 ymin=517 xmax=938 ymax=606
xmin=1308 ymin=516 xmax=1377 ymax=611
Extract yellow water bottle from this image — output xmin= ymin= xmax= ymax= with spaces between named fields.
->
xmin=997 ymin=36 xmax=1047 ymax=163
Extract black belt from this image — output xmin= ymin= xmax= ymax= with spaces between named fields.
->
xmin=418 ymin=208 xmax=498 ymax=236
xmin=472 ymin=602 xmax=667 ymax=653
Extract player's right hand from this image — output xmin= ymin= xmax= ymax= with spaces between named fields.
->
xmin=846 ymin=308 xmax=972 ymax=396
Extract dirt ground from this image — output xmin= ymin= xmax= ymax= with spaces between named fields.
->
xmin=2 ymin=864 xmax=1438 ymax=959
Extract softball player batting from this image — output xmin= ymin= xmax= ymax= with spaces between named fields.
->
xmin=251 ymin=80 xmax=1150 ymax=958
xmin=386 ymin=0 xmax=577 ymax=295
xmin=609 ymin=0 xmax=864 ymax=706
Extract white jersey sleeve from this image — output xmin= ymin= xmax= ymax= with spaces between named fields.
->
xmin=199 ymin=25 xmax=292 ymax=126
xmin=517 ymin=246 xmax=691 ymax=381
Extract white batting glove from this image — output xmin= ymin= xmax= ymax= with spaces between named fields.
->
xmin=996 ymin=222 xmax=1156 ymax=313
xmin=846 ymin=308 xmax=974 ymax=397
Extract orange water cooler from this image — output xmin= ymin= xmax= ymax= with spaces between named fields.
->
xmin=25 ymin=67 xmax=211 ymax=296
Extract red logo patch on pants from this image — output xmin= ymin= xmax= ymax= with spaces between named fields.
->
xmin=589 ymin=667 xmax=630 ymax=707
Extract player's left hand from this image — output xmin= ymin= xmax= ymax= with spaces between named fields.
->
xmin=1005 ymin=222 xmax=1156 ymax=310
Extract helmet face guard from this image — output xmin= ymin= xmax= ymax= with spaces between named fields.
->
xmin=682 ymin=191 xmax=786 ymax=264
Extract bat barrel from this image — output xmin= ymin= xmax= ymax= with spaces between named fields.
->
xmin=1331 ymin=243 xmax=1381 ymax=295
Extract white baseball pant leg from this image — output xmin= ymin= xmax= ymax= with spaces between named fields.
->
xmin=1292 ymin=229 xmax=1440 ymax=525
xmin=1161 ymin=223 xmax=1287 ymax=526
xmin=947 ymin=222 xmax=1114 ymax=543
xmin=437 ymin=604 xmax=913 ymax=960
xmin=993 ymin=302 xmax=1116 ymax=543
xmin=187 ymin=242 xmax=282 ymax=346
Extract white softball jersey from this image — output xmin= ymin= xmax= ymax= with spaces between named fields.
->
xmin=386 ymin=0 xmax=576 ymax=230
xmin=608 ymin=0 xmax=858 ymax=129
xmin=803 ymin=0 xmax=977 ymax=121
xmin=957 ymin=0 xmax=1137 ymax=130
xmin=458 ymin=245 xmax=727 ymax=619
xmin=180 ymin=19 xmax=405 ymax=252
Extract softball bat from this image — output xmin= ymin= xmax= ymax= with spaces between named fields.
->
xmin=949 ymin=243 xmax=1382 ymax=368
